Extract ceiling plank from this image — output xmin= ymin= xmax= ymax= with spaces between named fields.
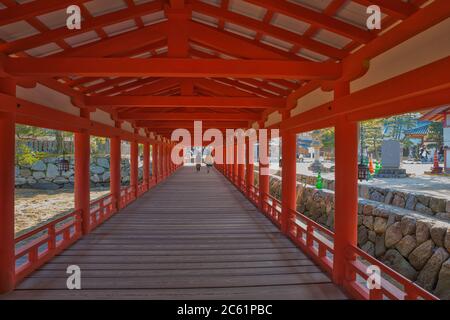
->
xmin=191 ymin=0 xmax=346 ymax=60
xmin=245 ymin=0 xmax=375 ymax=43
xmin=0 ymin=1 xmax=164 ymax=54
xmin=0 ymin=0 xmax=89 ymax=27
xmin=353 ymin=0 xmax=417 ymax=20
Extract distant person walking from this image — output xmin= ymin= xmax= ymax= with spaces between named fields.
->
xmin=419 ymin=145 xmax=430 ymax=163
xmin=195 ymin=151 xmax=202 ymax=172
xmin=205 ymin=154 xmax=214 ymax=173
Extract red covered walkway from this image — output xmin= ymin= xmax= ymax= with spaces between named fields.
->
xmin=0 ymin=0 xmax=449 ymax=300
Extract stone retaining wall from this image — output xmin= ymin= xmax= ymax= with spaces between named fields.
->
xmin=268 ymin=176 xmax=450 ymax=299
xmin=296 ymin=174 xmax=450 ymax=221
xmin=15 ymin=156 xmax=143 ymax=190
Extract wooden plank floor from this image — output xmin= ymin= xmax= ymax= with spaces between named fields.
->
xmin=3 ymin=166 xmax=347 ymax=300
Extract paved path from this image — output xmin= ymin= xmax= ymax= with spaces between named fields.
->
xmin=2 ymin=167 xmax=346 ymax=300
xmin=266 ymin=162 xmax=450 ymax=199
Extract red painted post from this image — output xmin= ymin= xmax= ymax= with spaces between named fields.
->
xmin=110 ymin=132 xmax=121 ymax=210
xmin=152 ymin=143 xmax=158 ymax=183
xmin=143 ymin=142 xmax=150 ymax=189
xmin=162 ymin=142 xmax=167 ymax=178
xmin=0 ymin=78 xmax=16 ymax=293
xmin=130 ymin=140 xmax=138 ymax=198
xmin=259 ymin=124 xmax=270 ymax=211
xmin=223 ymin=141 xmax=227 ymax=176
xmin=158 ymin=143 xmax=162 ymax=180
xmin=238 ymin=136 xmax=245 ymax=190
xmin=169 ymin=144 xmax=173 ymax=174
xmin=281 ymin=130 xmax=297 ymax=234
xmin=227 ymin=136 xmax=233 ymax=179
xmin=160 ymin=142 xmax=164 ymax=179
xmin=246 ymin=137 xmax=254 ymax=197
xmin=75 ymin=108 xmax=91 ymax=234
xmin=233 ymin=143 xmax=238 ymax=185
xmin=333 ymin=82 xmax=358 ymax=285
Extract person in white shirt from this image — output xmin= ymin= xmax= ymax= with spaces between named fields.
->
xmin=204 ymin=154 xmax=214 ymax=173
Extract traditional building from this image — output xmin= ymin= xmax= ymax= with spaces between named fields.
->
xmin=420 ymin=106 xmax=450 ymax=172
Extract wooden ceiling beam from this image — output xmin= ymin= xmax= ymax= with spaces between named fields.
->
xmin=85 ymin=96 xmax=286 ymax=109
xmin=118 ymin=111 xmax=261 ymax=121
xmin=3 ymin=57 xmax=342 ymax=80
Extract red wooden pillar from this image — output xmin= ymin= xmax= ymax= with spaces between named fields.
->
xmin=130 ymin=139 xmax=138 ymax=198
xmin=160 ymin=142 xmax=164 ymax=178
xmin=233 ymin=142 xmax=238 ymax=185
xmin=238 ymin=136 xmax=245 ymax=189
xmin=0 ymin=78 xmax=16 ymax=293
xmin=223 ymin=142 xmax=227 ymax=175
xmin=333 ymin=82 xmax=358 ymax=285
xmin=169 ymin=144 xmax=173 ymax=173
xmin=75 ymin=108 xmax=91 ymax=234
xmin=226 ymin=141 xmax=230 ymax=178
xmin=163 ymin=143 xmax=167 ymax=177
xmin=281 ymin=131 xmax=297 ymax=234
xmin=143 ymin=142 xmax=150 ymax=189
xmin=170 ymin=144 xmax=174 ymax=173
xmin=227 ymin=137 xmax=233 ymax=179
xmin=158 ymin=143 xmax=163 ymax=180
xmin=110 ymin=130 xmax=121 ymax=210
xmin=152 ymin=143 xmax=158 ymax=183
xmin=259 ymin=125 xmax=270 ymax=211
xmin=246 ymin=137 xmax=254 ymax=197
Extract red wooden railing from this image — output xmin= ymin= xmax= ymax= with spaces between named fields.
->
xmin=148 ymin=176 xmax=157 ymax=188
xmin=218 ymin=166 xmax=438 ymax=300
xmin=260 ymin=192 xmax=282 ymax=228
xmin=15 ymin=210 xmax=82 ymax=283
xmin=343 ymin=245 xmax=438 ymax=300
xmin=12 ymin=166 xmax=180 ymax=287
xmin=89 ymin=194 xmax=117 ymax=230
xmin=288 ymin=209 xmax=334 ymax=274
xmin=137 ymin=182 xmax=147 ymax=196
xmin=247 ymin=184 xmax=259 ymax=206
xmin=239 ymin=178 xmax=246 ymax=193
xmin=120 ymin=185 xmax=135 ymax=208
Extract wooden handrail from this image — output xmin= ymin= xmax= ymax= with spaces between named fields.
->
xmin=90 ymin=194 xmax=117 ymax=230
xmin=15 ymin=210 xmax=82 ymax=283
xmin=344 ymin=245 xmax=438 ymax=300
xmin=12 ymin=167 xmax=175 ymax=287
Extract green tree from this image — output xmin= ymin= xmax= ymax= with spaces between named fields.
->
xmin=15 ymin=124 xmax=46 ymax=139
xmin=383 ymin=113 xmax=419 ymax=140
xmin=361 ymin=119 xmax=384 ymax=158
xmin=91 ymin=136 xmax=108 ymax=155
xmin=319 ymin=128 xmax=335 ymax=157
xmin=427 ymin=122 xmax=443 ymax=149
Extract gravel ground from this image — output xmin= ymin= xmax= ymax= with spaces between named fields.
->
xmin=15 ymin=188 xmax=110 ymax=234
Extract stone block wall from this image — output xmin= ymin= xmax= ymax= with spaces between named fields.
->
xmin=15 ymin=156 xmax=144 ymax=190
xmin=296 ymin=174 xmax=450 ymax=222
xmin=268 ymin=176 xmax=450 ymax=299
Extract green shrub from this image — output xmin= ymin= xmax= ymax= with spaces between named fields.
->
xmin=16 ymin=144 xmax=47 ymax=166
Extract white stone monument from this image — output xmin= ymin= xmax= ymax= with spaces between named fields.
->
xmin=376 ymin=140 xmax=407 ymax=178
